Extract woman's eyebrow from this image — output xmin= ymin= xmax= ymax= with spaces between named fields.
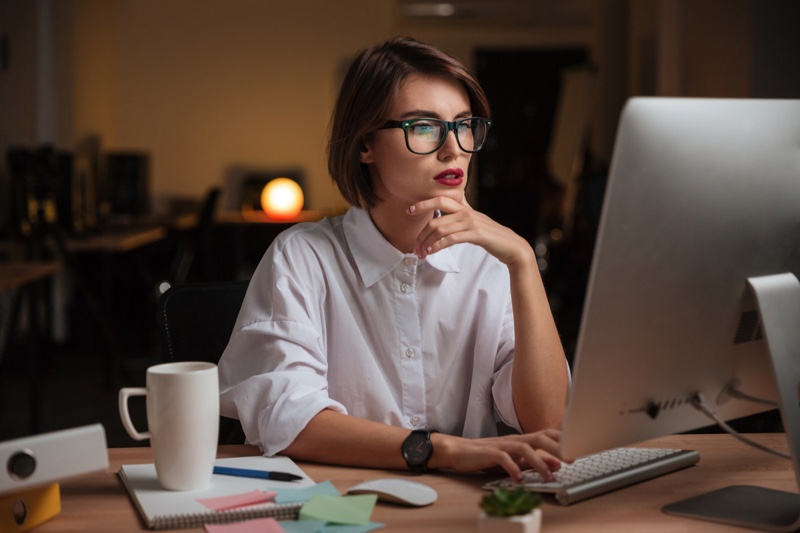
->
xmin=396 ymin=109 xmax=474 ymax=120
xmin=397 ymin=109 xmax=439 ymax=119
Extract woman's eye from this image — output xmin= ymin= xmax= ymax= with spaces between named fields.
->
xmin=411 ymin=123 xmax=440 ymax=139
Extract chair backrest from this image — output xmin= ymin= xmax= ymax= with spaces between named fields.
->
xmin=168 ymin=186 xmax=221 ymax=286
xmin=157 ymin=280 xmax=249 ymax=363
xmin=156 ymin=280 xmax=250 ymax=444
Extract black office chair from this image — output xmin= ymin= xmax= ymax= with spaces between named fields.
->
xmin=156 ymin=280 xmax=250 ymax=444
xmin=168 ymin=186 xmax=221 ymax=287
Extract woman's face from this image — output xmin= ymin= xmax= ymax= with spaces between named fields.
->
xmin=360 ymin=73 xmax=473 ymax=211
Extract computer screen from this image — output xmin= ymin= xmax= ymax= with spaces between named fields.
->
xmin=560 ymin=97 xmax=800 ymax=461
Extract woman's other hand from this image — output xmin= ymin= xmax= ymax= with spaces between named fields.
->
xmin=407 ymin=195 xmax=534 ymax=267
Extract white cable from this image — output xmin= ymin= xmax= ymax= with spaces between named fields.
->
xmin=724 ymin=385 xmax=778 ymax=407
xmin=690 ymin=393 xmax=791 ymax=460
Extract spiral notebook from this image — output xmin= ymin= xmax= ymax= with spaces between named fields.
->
xmin=119 ymin=456 xmax=315 ymax=530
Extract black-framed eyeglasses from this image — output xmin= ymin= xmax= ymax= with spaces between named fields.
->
xmin=378 ymin=117 xmax=492 ymax=155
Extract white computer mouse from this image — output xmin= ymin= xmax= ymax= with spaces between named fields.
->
xmin=346 ymin=478 xmax=438 ymax=507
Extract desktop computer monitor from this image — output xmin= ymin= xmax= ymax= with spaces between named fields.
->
xmin=558 ymin=98 xmax=800 ymax=530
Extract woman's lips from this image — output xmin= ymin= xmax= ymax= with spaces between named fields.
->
xmin=434 ymin=168 xmax=464 ymax=187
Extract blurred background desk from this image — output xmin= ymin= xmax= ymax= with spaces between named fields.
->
xmin=214 ymin=208 xmax=340 ymax=225
xmin=0 ymin=261 xmax=61 ymax=292
xmin=64 ymin=225 xmax=167 ymax=254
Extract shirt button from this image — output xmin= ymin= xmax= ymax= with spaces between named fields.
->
xmin=405 ymin=348 xmax=415 ymax=358
xmin=410 ymin=416 xmax=421 ymax=426
xmin=400 ymin=282 xmax=410 ymax=293
xmin=404 ymin=257 xmax=415 ymax=266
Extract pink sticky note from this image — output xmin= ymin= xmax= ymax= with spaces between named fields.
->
xmin=204 ymin=517 xmax=284 ymax=533
xmin=197 ymin=490 xmax=277 ymax=511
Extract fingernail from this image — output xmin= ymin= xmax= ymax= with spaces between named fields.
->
xmin=407 ymin=206 xmax=416 ymax=214
xmin=426 ymin=246 xmax=433 ymax=253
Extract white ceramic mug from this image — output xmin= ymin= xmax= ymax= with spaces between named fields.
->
xmin=119 ymin=361 xmax=220 ymax=490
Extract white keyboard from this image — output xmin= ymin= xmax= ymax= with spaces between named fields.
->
xmin=483 ymin=447 xmax=700 ymax=505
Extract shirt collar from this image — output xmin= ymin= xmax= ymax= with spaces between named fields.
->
xmin=343 ymin=207 xmax=460 ymax=287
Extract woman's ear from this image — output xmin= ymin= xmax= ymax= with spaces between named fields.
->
xmin=359 ymin=136 xmax=374 ymax=164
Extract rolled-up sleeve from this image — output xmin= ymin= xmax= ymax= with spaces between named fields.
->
xmin=218 ymin=237 xmax=346 ymax=456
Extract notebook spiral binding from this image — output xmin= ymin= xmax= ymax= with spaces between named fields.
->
xmin=152 ymin=501 xmax=303 ymax=530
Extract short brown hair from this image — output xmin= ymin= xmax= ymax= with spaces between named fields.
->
xmin=327 ymin=36 xmax=491 ymax=209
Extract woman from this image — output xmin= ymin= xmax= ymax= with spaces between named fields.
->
xmin=218 ymin=36 xmax=569 ymax=481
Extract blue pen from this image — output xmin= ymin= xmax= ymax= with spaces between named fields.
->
xmin=213 ymin=466 xmax=303 ymax=482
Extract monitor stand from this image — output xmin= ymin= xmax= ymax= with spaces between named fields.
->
xmin=663 ymin=273 xmax=800 ymax=532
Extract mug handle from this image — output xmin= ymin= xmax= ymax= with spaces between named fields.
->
xmin=118 ymin=387 xmax=150 ymax=440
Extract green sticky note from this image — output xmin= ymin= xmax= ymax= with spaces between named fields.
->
xmin=277 ymin=520 xmax=327 ymax=533
xmin=299 ymin=494 xmax=378 ymax=525
xmin=275 ymin=480 xmax=341 ymax=503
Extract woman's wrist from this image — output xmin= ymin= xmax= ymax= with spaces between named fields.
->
xmin=503 ymin=237 xmax=536 ymax=269
xmin=427 ymin=431 xmax=457 ymax=470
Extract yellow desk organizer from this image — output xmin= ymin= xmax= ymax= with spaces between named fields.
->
xmin=0 ymin=483 xmax=60 ymax=532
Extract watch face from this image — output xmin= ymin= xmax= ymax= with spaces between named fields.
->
xmin=403 ymin=432 xmax=430 ymax=465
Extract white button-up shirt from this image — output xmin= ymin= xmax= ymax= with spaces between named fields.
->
xmin=218 ymin=207 xmax=521 ymax=455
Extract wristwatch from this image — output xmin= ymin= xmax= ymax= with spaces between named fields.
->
xmin=401 ymin=429 xmax=436 ymax=473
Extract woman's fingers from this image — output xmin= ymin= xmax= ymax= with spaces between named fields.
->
xmin=440 ymin=430 xmax=564 ymax=482
xmin=408 ymin=200 xmax=488 ymax=256
xmin=406 ymin=195 xmax=466 ymax=217
xmin=407 ymin=196 xmax=527 ymax=263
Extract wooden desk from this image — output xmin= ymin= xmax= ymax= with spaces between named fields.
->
xmin=0 ymin=261 xmax=61 ymax=292
xmin=39 ymin=434 xmax=795 ymax=532
xmin=64 ymin=226 xmax=167 ymax=254
xmin=215 ymin=209 xmax=342 ymax=225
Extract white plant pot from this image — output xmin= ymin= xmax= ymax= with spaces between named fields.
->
xmin=478 ymin=508 xmax=542 ymax=533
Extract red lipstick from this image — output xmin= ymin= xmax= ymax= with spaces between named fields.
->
xmin=434 ymin=168 xmax=464 ymax=187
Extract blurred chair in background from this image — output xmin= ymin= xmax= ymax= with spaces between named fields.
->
xmin=156 ymin=186 xmax=221 ymax=296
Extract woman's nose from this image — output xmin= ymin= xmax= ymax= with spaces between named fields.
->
xmin=437 ymin=129 xmax=462 ymax=159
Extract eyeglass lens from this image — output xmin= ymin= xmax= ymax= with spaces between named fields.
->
xmin=406 ymin=118 xmax=488 ymax=154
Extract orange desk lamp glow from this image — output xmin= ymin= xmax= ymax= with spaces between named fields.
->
xmin=260 ymin=177 xmax=304 ymax=221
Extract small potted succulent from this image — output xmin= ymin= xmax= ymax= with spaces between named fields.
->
xmin=478 ymin=487 xmax=543 ymax=533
